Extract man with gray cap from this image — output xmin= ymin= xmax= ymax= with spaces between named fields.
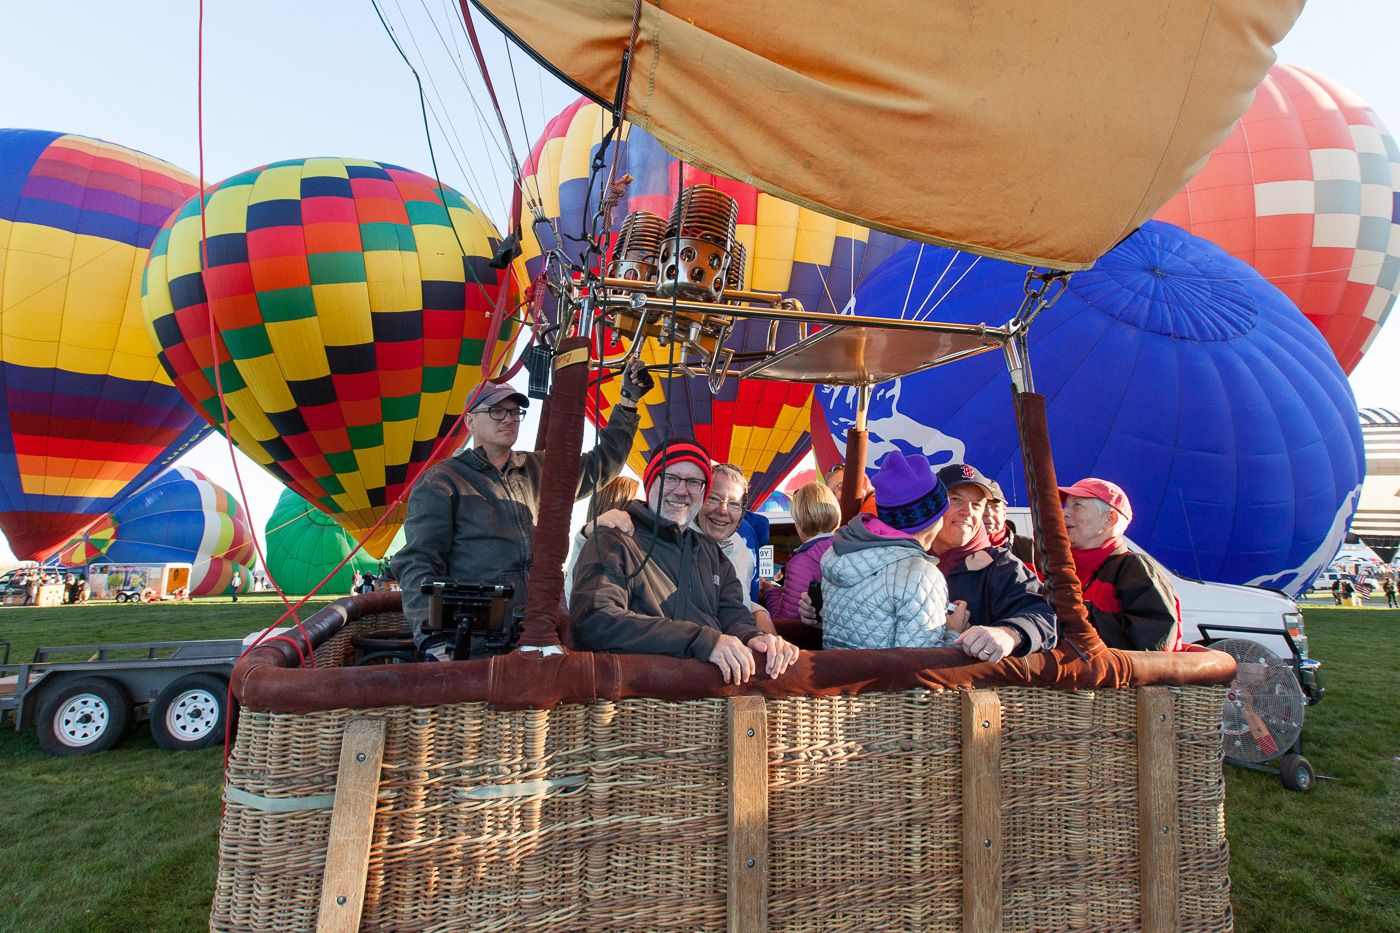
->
xmin=393 ymin=361 xmax=649 ymax=649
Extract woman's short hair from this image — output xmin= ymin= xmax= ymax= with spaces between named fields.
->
xmin=588 ymin=475 xmax=641 ymax=521
xmin=710 ymin=463 xmax=749 ymax=500
xmin=791 ymin=482 xmax=841 ymax=538
xmin=1084 ymin=496 xmax=1128 ymax=535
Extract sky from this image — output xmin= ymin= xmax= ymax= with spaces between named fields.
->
xmin=1 ymin=0 xmax=1397 ymax=566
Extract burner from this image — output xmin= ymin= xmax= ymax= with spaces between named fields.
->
xmin=607 ymin=210 xmax=667 ymax=283
xmin=725 ymin=241 xmax=746 ymax=292
xmin=657 ymin=184 xmax=739 ymax=301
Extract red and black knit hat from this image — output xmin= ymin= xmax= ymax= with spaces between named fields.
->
xmin=642 ymin=437 xmax=713 ymax=493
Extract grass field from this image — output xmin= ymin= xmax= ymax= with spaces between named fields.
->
xmin=0 ymin=600 xmax=1396 ymax=931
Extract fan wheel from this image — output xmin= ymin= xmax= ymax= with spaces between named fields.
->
xmin=1279 ymin=754 xmax=1315 ymax=793
xmin=1213 ymin=637 xmax=1306 ymax=765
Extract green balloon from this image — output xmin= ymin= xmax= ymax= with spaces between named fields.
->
xmin=263 ymin=489 xmax=386 ymax=595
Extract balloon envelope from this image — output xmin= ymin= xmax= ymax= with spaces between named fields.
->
xmin=483 ymin=0 xmax=1301 ymax=268
xmin=1155 ymin=63 xmax=1400 ymax=373
xmin=56 ymin=465 xmax=255 ymax=595
xmin=264 ymin=487 xmax=380 ymax=595
xmin=0 ymin=129 xmax=209 ymax=559
xmin=142 ymin=158 xmax=522 ymax=557
xmin=818 ymin=222 xmax=1365 ymax=595
xmin=780 ymin=467 xmax=821 ymax=496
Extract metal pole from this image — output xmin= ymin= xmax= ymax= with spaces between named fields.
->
xmin=840 ymin=384 xmax=873 ymax=523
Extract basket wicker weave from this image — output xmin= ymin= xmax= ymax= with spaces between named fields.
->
xmin=213 ymin=609 xmax=1230 ymax=932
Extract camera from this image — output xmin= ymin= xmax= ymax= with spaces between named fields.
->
xmin=420 ymin=579 xmax=517 ymax=660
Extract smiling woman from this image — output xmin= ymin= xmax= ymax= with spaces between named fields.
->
xmin=698 ymin=464 xmax=747 ymax=541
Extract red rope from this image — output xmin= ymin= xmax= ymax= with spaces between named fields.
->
xmin=193 ymin=1 xmax=314 ymax=666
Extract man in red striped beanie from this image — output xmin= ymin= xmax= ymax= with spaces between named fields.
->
xmin=571 ymin=438 xmax=800 ymax=685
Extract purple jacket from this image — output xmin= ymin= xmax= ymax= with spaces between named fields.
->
xmin=763 ymin=533 xmax=835 ymax=622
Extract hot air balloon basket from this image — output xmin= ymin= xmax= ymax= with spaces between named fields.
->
xmin=213 ymin=595 xmax=1233 ymax=932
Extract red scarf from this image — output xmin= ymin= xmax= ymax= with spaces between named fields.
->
xmin=935 ymin=523 xmax=993 ymax=574
xmin=986 ymin=525 xmax=1009 ymax=547
xmin=1074 ymin=538 xmax=1123 ymax=612
xmin=1072 ymin=537 xmax=1122 ymax=584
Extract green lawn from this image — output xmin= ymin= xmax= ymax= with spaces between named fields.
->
xmin=0 ymin=597 xmax=332 ymax=933
xmin=0 ymin=602 xmax=1395 ymax=931
xmin=1225 ymin=608 xmax=1400 ymax=932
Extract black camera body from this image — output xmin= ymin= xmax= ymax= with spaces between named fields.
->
xmin=420 ymin=579 xmax=517 ymax=660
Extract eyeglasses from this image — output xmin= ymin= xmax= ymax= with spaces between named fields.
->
xmin=705 ymin=495 xmax=744 ymax=516
xmin=480 ymin=406 xmax=526 ymax=422
xmin=660 ymin=474 xmax=707 ymax=493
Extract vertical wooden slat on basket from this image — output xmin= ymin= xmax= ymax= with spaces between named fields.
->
xmin=728 ymin=696 xmax=768 ymax=933
xmin=316 ymin=718 xmax=386 ymax=933
xmin=962 ymin=690 xmax=1002 ymax=933
xmin=1137 ymin=687 xmax=1179 ymax=933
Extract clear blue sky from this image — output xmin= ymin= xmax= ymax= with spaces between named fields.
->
xmin=1 ymin=0 xmax=1396 ymax=564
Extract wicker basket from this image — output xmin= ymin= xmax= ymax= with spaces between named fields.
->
xmin=213 ymin=602 xmax=1231 ymax=932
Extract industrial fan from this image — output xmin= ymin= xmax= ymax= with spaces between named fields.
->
xmin=1214 ymin=637 xmax=1315 ymax=791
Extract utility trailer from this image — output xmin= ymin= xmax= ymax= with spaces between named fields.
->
xmin=0 ymin=636 xmax=243 ymax=755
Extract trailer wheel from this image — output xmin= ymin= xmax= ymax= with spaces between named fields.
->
xmin=36 ymin=677 xmax=132 ymax=756
xmin=150 ymin=674 xmax=229 ymax=751
xmin=1279 ymin=754 xmax=1315 ymax=793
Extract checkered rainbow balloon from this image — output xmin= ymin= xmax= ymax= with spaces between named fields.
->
xmin=142 ymin=158 xmax=523 ymax=557
xmin=1155 ymin=62 xmax=1400 ymax=373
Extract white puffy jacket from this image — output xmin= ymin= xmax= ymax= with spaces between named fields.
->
xmin=820 ymin=515 xmax=955 ymax=650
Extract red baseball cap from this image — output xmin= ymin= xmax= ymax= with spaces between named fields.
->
xmin=1058 ymin=478 xmax=1133 ymax=524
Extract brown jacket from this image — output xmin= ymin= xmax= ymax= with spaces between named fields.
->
xmin=570 ymin=502 xmax=762 ymax=659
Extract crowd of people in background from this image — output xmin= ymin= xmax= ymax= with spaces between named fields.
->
xmin=9 ymin=569 xmax=88 ymax=605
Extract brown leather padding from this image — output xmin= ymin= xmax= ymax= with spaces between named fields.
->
xmin=839 ymin=428 xmax=868 ymax=524
xmin=518 ymin=336 xmax=591 ymax=648
xmin=1014 ymin=391 xmax=1105 ymax=659
xmin=232 ymin=591 xmax=1236 ymax=714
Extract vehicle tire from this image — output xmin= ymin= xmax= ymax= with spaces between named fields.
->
xmin=35 ymin=677 xmax=133 ymax=756
xmin=115 ymin=593 xmax=127 ymax=604
xmin=150 ymin=673 xmax=229 ymax=751
xmin=1279 ymin=754 xmax=1314 ymax=792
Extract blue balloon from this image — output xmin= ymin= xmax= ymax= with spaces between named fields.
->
xmin=817 ymin=221 xmax=1365 ymax=596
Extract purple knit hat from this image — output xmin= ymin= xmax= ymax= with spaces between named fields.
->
xmin=872 ymin=453 xmax=949 ymax=533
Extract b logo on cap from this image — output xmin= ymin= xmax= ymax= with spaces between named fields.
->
xmin=961 ymin=465 xmax=976 ymax=479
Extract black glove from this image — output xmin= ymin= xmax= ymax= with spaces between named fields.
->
xmin=619 ymin=363 xmax=654 ymax=402
xmin=488 ymin=228 xmax=522 ymax=269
